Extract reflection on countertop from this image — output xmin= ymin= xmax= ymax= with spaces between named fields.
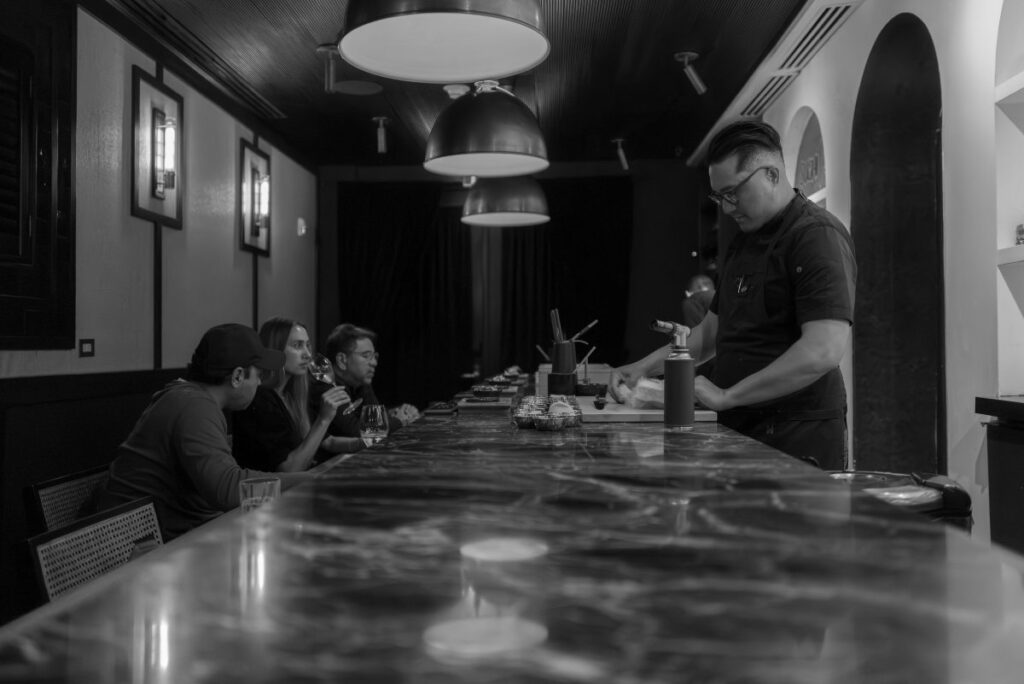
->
xmin=1 ymin=414 xmax=1024 ymax=683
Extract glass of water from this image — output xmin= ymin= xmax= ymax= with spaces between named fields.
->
xmin=239 ymin=476 xmax=280 ymax=513
xmin=359 ymin=404 xmax=389 ymax=447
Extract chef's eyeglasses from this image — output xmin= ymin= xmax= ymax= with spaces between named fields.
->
xmin=708 ymin=166 xmax=772 ymax=206
xmin=349 ymin=350 xmax=379 ymax=361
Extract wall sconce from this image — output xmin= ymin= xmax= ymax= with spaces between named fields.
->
xmin=151 ymin=109 xmax=176 ymax=199
xmin=425 ymin=80 xmax=548 ymax=177
xmin=674 ymin=51 xmax=708 ymax=96
xmin=338 ymin=0 xmax=550 ymax=83
xmin=612 ymin=138 xmax=629 ymax=172
xmin=373 ymin=116 xmax=389 ymax=154
xmin=250 ymin=167 xmax=270 ymax=235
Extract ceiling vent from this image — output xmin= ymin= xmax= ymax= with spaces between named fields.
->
xmin=689 ymin=0 xmax=861 ymax=164
xmin=740 ymin=73 xmax=799 ymax=117
xmin=779 ymin=3 xmax=856 ymax=71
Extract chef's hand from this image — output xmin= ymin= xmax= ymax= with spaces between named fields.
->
xmin=608 ymin=364 xmax=641 ymax=403
xmin=318 ymin=386 xmax=352 ymax=420
xmin=694 ymin=376 xmax=736 ymax=412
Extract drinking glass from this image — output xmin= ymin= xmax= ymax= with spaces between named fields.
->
xmin=308 ymin=353 xmax=336 ymax=385
xmin=359 ymin=404 xmax=389 ymax=447
xmin=239 ymin=476 xmax=280 ymax=512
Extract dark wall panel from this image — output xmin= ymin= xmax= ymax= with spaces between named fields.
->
xmin=0 ymin=369 xmax=183 ymax=624
xmin=851 ymin=13 xmax=944 ymax=473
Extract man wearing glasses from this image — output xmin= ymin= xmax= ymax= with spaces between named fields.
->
xmin=611 ymin=120 xmax=856 ymax=470
xmin=308 ymin=323 xmax=386 ymax=455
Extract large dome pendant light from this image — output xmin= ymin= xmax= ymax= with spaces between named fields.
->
xmin=424 ymin=81 xmax=549 ymax=178
xmin=462 ymin=177 xmax=550 ymax=226
xmin=338 ymin=0 xmax=550 ymax=84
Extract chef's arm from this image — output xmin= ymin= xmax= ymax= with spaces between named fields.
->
xmin=698 ymin=318 xmax=849 ymax=411
xmin=611 ymin=314 xmax=718 ymax=394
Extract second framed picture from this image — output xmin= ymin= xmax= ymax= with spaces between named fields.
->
xmin=239 ymin=139 xmax=271 ymax=256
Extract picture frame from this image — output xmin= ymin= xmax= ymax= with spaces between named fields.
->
xmin=130 ymin=66 xmax=184 ymax=229
xmin=238 ymin=139 xmax=271 ymax=256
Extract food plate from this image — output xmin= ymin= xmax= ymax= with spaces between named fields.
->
xmin=457 ymin=396 xmax=514 ymax=410
xmin=423 ymin=400 xmax=459 ymax=415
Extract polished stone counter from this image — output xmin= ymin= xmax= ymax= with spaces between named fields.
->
xmin=2 ymin=414 xmax=1024 ymax=683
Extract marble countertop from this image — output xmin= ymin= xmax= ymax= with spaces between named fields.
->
xmin=2 ymin=414 xmax=1024 ymax=683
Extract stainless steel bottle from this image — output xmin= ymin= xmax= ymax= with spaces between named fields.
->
xmin=651 ymin=320 xmax=694 ymax=431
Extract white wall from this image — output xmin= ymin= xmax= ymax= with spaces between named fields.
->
xmin=763 ymin=0 xmax=1003 ymax=541
xmin=0 ymin=10 xmax=317 ymax=376
xmin=258 ymin=148 xmax=318 ymax=331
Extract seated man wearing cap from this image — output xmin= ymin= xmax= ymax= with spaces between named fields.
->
xmin=96 ymin=323 xmax=313 ymax=540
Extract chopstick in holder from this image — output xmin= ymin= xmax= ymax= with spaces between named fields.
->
xmin=570 ymin=319 xmax=598 ymax=341
xmin=550 ymin=310 xmax=562 ymax=342
xmin=554 ymin=308 xmax=564 ymax=342
xmin=577 ymin=345 xmax=597 ymax=369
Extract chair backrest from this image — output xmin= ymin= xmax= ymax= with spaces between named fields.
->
xmin=28 ymin=497 xmax=163 ymax=601
xmin=29 ymin=465 xmax=110 ymax=532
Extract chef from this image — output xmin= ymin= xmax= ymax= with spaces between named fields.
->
xmin=611 ymin=120 xmax=857 ymax=470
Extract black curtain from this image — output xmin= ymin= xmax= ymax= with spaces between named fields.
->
xmin=499 ymin=177 xmax=633 ymax=370
xmin=335 ymin=182 xmax=473 ymax=409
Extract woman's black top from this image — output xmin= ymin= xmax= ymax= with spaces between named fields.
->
xmin=232 ymin=385 xmax=301 ymax=471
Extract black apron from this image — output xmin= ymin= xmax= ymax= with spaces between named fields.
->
xmin=714 ymin=194 xmax=847 ymax=470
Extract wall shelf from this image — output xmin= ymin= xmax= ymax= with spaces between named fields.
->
xmin=998 ymin=244 xmax=1024 ymax=266
xmin=996 ymin=70 xmax=1024 ymax=105
xmin=996 ymin=70 xmax=1024 ymax=137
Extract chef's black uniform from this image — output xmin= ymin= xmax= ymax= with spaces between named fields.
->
xmin=711 ymin=191 xmax=856 ymax=470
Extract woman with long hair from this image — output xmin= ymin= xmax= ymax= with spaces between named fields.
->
xmin=232 ymin=317 xmax=350 ymax=472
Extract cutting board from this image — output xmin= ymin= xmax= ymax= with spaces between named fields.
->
xmin=578 ymin=400 xmax=716 ymax=423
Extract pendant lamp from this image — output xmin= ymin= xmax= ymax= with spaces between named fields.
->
xmin=338 ymin=0 xmax=550 ymax=84
xmin=425 ymin=81 xmax=549 ymax=177
xmin=462 ymin=177 xmax=550 ymax=226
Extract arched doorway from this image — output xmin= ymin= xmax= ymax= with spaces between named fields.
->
xmin=851 ymin=13 xmax=944 ymax=473
xmin=785 ymin=108 xmax=826 ymax=205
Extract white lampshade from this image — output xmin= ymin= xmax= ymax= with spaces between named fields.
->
xmin=338 ymin=0 xmax=550 ymax=84
xmin=425 ymin=81 xmax=549 ymax=177
xmin=462 ymin=177 xmax=550 ymax=226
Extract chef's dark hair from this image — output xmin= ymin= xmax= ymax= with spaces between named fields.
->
xmin=707 ymin=120 xmax=783 ymax=169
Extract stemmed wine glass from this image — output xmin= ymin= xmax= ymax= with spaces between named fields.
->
xmin=309 ymin=353 xmax=362 ymax=415
xmin=359 ymin=404 xmax=389 ymax=447
xmin=309 ymin=353 xmax=336 ymax=385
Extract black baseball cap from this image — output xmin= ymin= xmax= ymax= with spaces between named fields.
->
xmin=190 ymin=323 xmax=284 ymax=375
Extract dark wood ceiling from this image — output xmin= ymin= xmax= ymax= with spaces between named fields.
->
xmin=95 ymin=0 xmax=807 ymax=168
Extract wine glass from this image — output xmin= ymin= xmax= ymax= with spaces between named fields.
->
xmin=309 ymin=353 xmax=335 ymax=385
xmin=359 ymin=404 xmax=389 ymax=447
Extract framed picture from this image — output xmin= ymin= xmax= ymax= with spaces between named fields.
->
xmin=239 ymin=139 xmax=271 ymax=256
xmin=130 ymin=66 xmax=184 ymax=229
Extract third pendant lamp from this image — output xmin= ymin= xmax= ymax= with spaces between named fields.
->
xmin=425 ymin=80 xmax=549 ymax=178
xmin=338 ymin=0 xmax=550 ymax=84
xmin=462 ymin=177 xmax=550 ymax=226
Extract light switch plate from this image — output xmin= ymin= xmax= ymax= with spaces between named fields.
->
xmin=79 ymin=339 xmax=95 ymax=357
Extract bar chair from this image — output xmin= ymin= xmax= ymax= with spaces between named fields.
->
xmin=27 ymin=464 xmax=109 ymax=532
xmin=28 ymin=497 xmax=163 ymax=601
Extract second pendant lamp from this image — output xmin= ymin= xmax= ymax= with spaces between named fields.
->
xmin=462 ymin=177 xmax=550 ymax=226
xmin=425 ymin=81 xmax=549 ymax=178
